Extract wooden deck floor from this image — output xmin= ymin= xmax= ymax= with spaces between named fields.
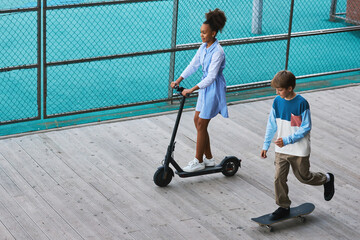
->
xmin=0 ymin=84 xmax=359 ymax=240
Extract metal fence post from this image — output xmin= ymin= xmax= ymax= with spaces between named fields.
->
xmin=168 ymin=0 xmax=179 ymax=101
xmin=285 ymin=0 xmax=295 ymax=70
xmin=251 ymin=0 xmax=263 ymax=34
xmin=37 ymin=0 xmax=42 ymax=119
xmin=43 ymin=0 xmax=47 ymax=118
xmin=329 ymin=0 xmax=338 ymax=21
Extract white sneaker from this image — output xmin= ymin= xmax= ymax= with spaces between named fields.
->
xmin=183 ymin=158 xmax=205 ymax=172
xmin=203 ymin=157 xmax=215 ymax=167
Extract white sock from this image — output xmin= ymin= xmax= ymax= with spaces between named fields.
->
xmin=326 ymin=173 xmax=330 ymax=183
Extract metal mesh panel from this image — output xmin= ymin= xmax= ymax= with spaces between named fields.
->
xmin=292 ymin=0 xmax=345 ymax=32
xmin=0 ymin=11 xmax=37 ymax=68
xmin=259 ymin=1 xmax=291 ymax=35
xmin=0 ymin=1 xmax=37 ymax=10
xmin=177 ymin=1 xmax=291 ymax=43
xmin=224 ymin=41 xmax=288 ymax=86
xmin=0 ymin=68 xmax=38 ymax=123
xmin=336 ymin=0 xmax=348 ymax=13
xmin=289 ymin=31 xmax=360 ymax=76
xmin=47 ymin=0 xmax=117 ymax=6
xmin=290 ymin=0 xmax=360 ymax=77
xmin=46 ymin=1 xmax=173 ymax=62
xmin=46 ymin=53 xmax=171 ymax=116
xmin=0 ymin=5 xmax=39 ymax=125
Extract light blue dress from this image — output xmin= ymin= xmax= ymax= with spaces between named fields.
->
xmin=181 ymin=40 xmax=228 ymax=119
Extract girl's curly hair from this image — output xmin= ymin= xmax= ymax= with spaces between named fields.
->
xmin=204 ymin=8 xmax=227 ymax=33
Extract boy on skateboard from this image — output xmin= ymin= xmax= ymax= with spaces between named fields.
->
xmin=261 ymin=70 xmax=335 ymax=220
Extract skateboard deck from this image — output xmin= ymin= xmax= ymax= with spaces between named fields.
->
xmin=251 ymin=203 xmax=315 ymax=231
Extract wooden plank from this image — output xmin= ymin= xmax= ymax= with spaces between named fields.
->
xmin=14 ymin=134 xmax=137 ymax=240
xmin=0 ymin=195 xmax=32 ymax=240
xmin=0 ymin=219 xmax=15 ymax=240
xmin=0 ymin=140 xmax=86 ymax=240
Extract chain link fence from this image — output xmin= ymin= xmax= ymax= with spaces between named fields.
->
xmin=0 ymin=1 xmax=41 ymax=124
xmin=1 ymin=0 xmax=359 ymax=128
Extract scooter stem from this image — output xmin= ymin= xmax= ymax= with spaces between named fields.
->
xmin=164 ymin=92 xmax=186 ymax=170
xmin=169 ymin=95 xmax=186 ymax=147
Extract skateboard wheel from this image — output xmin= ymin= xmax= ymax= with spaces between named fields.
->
xmin=266 ymin=225 xmax=273 ymax=232
xmin=298 ymin=216 xmax=306 ymax=223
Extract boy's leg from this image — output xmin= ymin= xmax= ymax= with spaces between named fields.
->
xmin=274 ymin=153 xmax=292 ymax=208
xmin=289 ymin=155 xmax=327 ymax=185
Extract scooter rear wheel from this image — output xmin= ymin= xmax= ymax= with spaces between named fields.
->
xmin=221 ymin=157 xmax=239 ymax=176
xmin=153 ymin=166 xmax=173 ymax=187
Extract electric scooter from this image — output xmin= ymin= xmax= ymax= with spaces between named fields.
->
xmin=153 ymin=86 xmax=241 ymax=187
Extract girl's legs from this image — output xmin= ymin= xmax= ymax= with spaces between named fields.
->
xmin=194 ymin=111 xmax=212 ymax=162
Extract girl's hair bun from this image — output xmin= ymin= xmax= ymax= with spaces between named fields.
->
xmin=204 ymin=8 xmax=226 ymax=33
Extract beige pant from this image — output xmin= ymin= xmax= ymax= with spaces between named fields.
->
xmin=274 ymin=152 xmax=327 ymax=208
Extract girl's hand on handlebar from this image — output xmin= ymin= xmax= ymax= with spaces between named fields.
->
xmin=171 ymin=77 xmax=183 ymax=89
xmin=170 ymin=81 xmax=178 ymax=89
xmin=182 ymin=88 xmax=192 ymax=97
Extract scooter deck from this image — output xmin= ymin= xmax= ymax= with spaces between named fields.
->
xmin=176 ymin=165 xmax=223 ymax=178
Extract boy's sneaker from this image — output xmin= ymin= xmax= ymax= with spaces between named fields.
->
xmin=203 ymin=156 xmax=215 ymax=167
xmin=324 ymin=173 xmax=335 ymax=201
xmin=183 ymin=158 xmax=205 ymax=172
xmin=269 ymin=207 xmax=290 ymax=220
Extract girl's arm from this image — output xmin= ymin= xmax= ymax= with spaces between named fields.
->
xmin=171 ymin=46 xmax=202 ymax=89
xmin=180 ymin=46 xmax=202 ymax=80
xmin=181 ymin=49 xmax=224 ymax=96
xmin=197 ymin=49 xmax=224 ymax=89
xmin=181 ymin=85 xmax=200 ymax=96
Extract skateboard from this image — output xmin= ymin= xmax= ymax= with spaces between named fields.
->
xmin=251 ymin=203 xmax=315 ymax=232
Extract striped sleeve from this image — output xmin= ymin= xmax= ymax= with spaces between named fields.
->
xmin=263 ymin=107 xmax=277 ymax=150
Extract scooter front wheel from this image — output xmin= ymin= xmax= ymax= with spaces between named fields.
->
xmin=221 ymin=157 xmax=239 ymax=176
xmin=153 ymin=166 xmax=174 ymax=187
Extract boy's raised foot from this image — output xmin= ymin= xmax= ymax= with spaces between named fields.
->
xmin=324 ymin=173 xmax=335 ymax=201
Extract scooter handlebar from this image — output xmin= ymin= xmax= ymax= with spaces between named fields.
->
xmin=174 ymin=85 xmax=184 ymax=93
xmin=174 ymin=85 xmax=190 ymax=97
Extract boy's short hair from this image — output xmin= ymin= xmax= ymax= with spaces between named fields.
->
xmin=271 ymin=70 xmax=296 ymax=89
